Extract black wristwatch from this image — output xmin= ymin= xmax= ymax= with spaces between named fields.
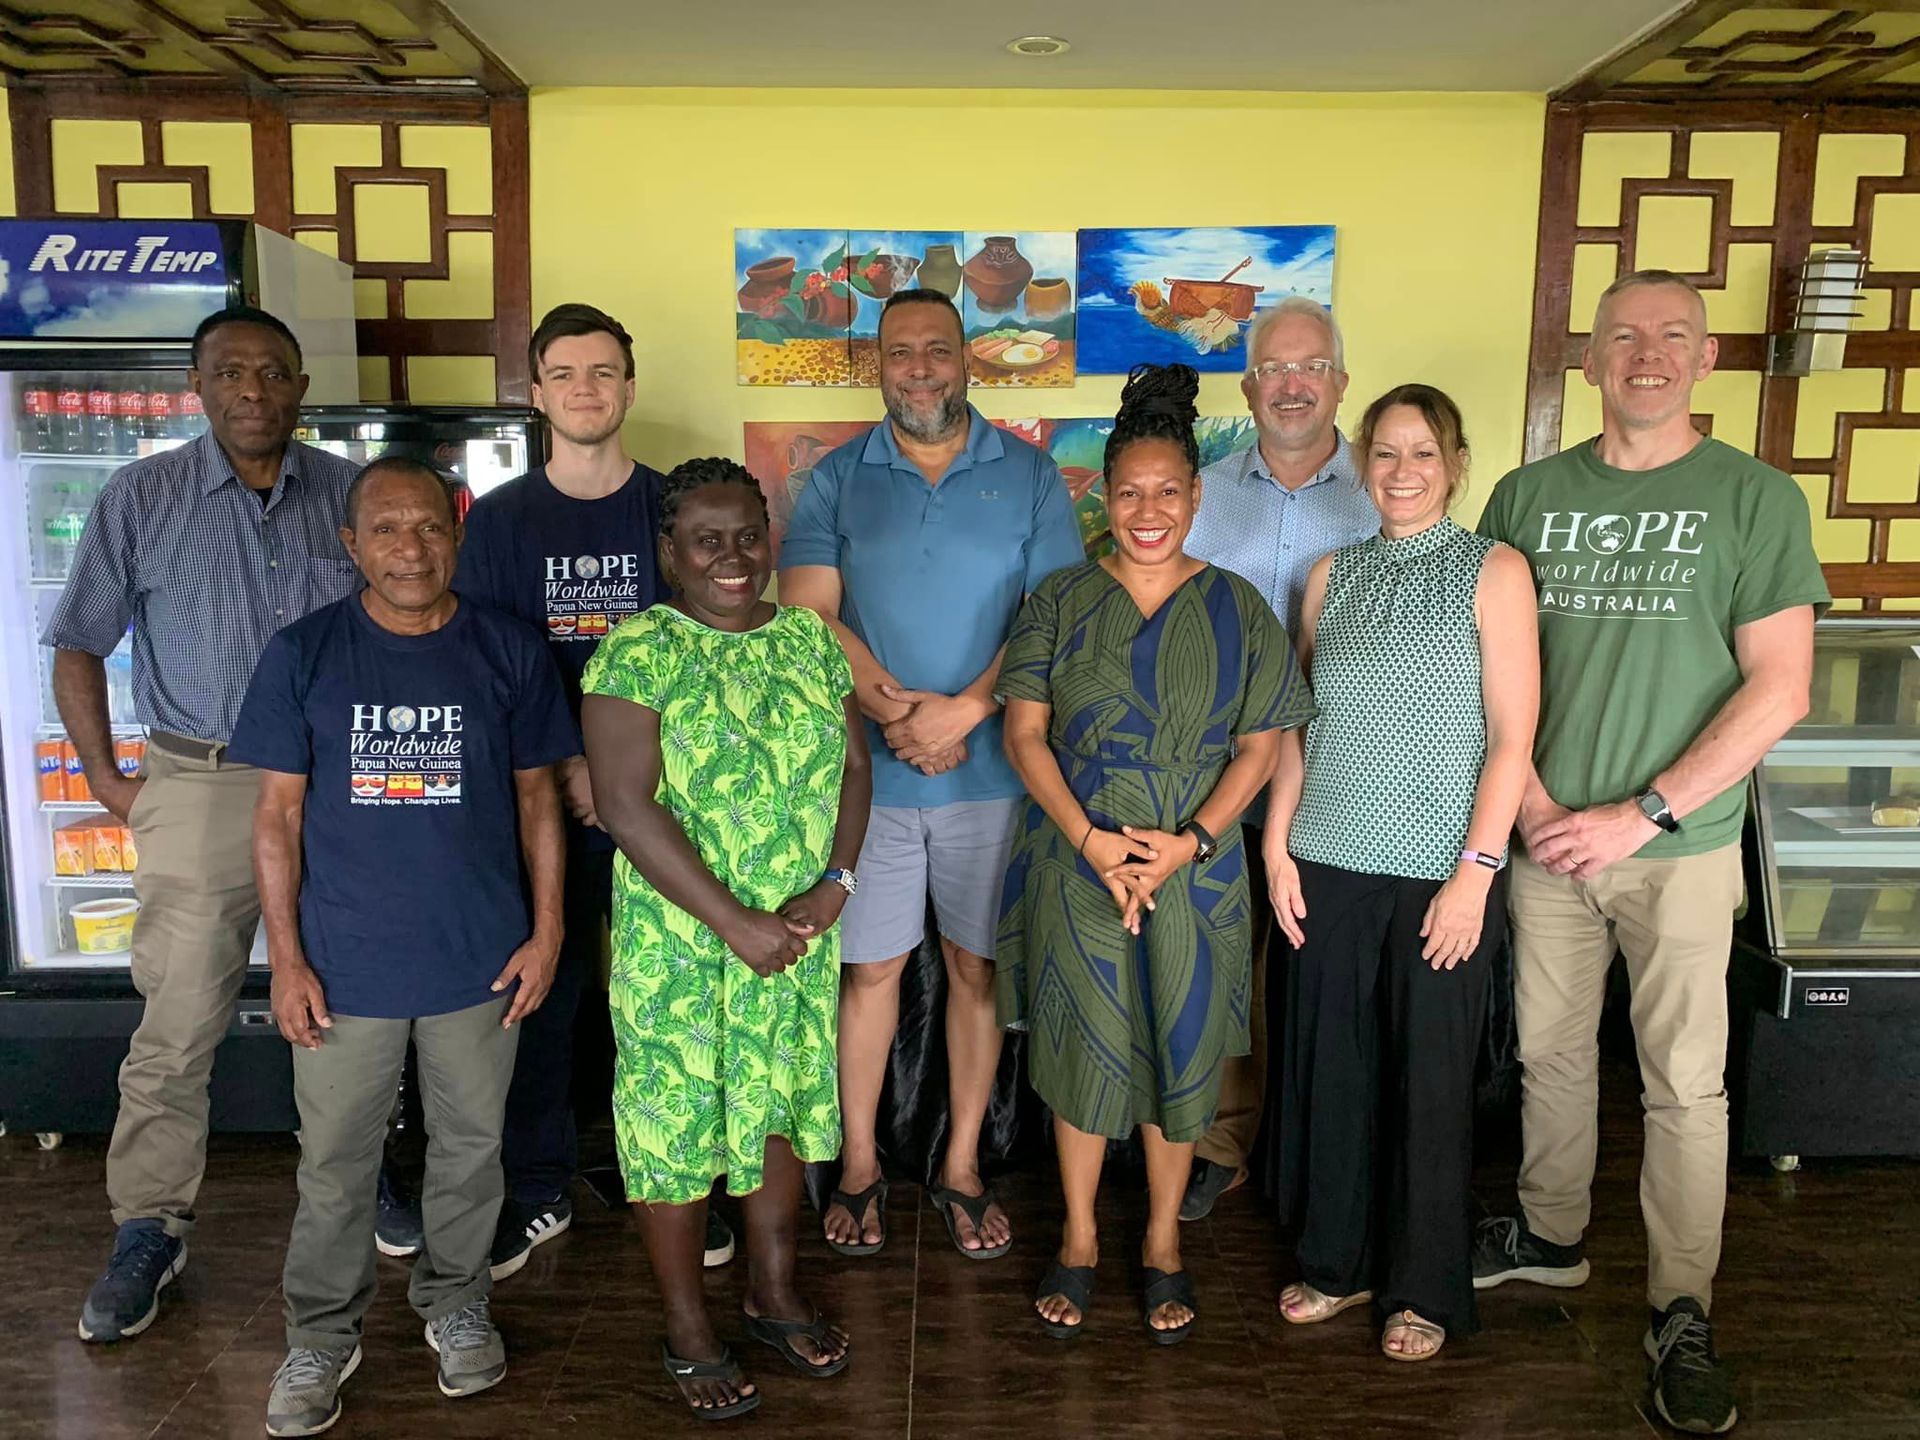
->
xmin=1181 ymin=820 xmax=1218 ymax=863
xmin=1635 ymin=787 xmax=1679 ymax=834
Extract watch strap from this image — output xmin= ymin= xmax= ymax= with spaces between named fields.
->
xmin=1181 ymin=819 xmax=1217 ymax=859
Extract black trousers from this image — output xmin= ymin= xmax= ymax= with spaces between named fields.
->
xmin=1274 ymin=857 xmax=1500 ymax=1334
xmin=499 ymin=844 xmax=613 ymax=1205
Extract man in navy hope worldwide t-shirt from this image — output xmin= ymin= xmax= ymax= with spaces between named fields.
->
xmin=450 ymin=302 xmax=674 ymax=1279
xmin=228 ymin=456 xmax=575 ymax=1433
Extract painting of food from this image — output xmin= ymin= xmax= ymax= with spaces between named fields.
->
xmin=735 ymin=228 xmax=853 ymax=386
xmin=847 ymin=230 xmax=964 ymax=386
xmin=1076 ymin=225 xmax=1336 ymax=374
xmin=960 ymin=232 xmax=1076 ymax=388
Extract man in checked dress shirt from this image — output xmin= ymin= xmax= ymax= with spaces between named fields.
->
xmin=43 ymin=305 xmax=360 ymax=1344
xmin=1178 ymin=296 xmax=1380 ymax=1220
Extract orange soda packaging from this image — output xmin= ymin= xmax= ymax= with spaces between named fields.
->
xmin=118 ymin=825 xmax=138 ymax=872
xmin=115 ymin=736 xmax=145 ymax=778
xmin=61 ymin=741 xmax=91 ymax=803
xmin=87 ymin=821 xmax=123 ymax=872
xmin=36 ymin=741 xmax=64 ymax=801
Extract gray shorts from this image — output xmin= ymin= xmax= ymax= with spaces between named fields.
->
xmin=838 ymin=799 xmax=1021 ymax=964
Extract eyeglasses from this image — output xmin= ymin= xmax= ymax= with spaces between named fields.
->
xmin=1250 ymin=359 xmax=1337 ymax=382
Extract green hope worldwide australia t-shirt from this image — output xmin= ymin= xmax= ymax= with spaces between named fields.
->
xmin=1477 ymin=435 xmax=1830 ymax=859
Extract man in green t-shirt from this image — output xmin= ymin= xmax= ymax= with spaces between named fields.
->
xmin=1473 ymin=270 xmax=1827 ymax=1436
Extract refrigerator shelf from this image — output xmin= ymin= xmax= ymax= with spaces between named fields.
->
xmin=44 ymin=874 xmax=134 ymax=890
xmin=15 ymin=451 xmax=143 ymax=465
xmin=34 ymin=723 xmax=146 ymax=737
xmin=40 ymin=801 xmax=104 ymax=814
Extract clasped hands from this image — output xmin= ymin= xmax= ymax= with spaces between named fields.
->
xmin=1085 ymin=825 xmax=1200 ymax=935
xmin=721 ymin=879 xmax=850 ymax=977
xmin=871 ymin=683 xmax=986 ymax=777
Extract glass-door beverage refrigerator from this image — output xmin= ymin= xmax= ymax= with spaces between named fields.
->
xmin=0 ymin=220 xmax=543 ymax=1145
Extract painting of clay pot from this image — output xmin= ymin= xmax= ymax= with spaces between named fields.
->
xmin=963 ymin=236 xmax=1035 ymax=313
xmin=805 ymin=290 xmax=856 ymax=329
xmin=917 ymin=242 xmax=964 ymax=300
xmin=1025 ymin=276 xmax=1072 ymax=321
xmin=861 ymin=253 xmax=920 ymax=300
xmin=738 ymin=256 xmax=796 ymax=313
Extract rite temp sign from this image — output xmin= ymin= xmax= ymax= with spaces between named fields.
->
xmin=0 ymin=219 xmax=233 ymax=340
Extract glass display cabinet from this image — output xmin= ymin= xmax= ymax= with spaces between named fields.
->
xmin=1733 ymin=618 xmax=1920 ymax=1167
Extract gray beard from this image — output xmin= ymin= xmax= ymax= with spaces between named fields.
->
xmin=885 ymin=388 xmax=967 ymax=444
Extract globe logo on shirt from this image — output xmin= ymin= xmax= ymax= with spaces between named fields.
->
xmin=1584 ymin=515 xmax=1632 ymax=554
xmin=386 ymin=706 xmax=419 ymax=734
xmin=574 ymin=555 xmax=602 ymax=581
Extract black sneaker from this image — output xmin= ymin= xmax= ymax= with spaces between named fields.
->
xmin=489 ymin=1196 xmax=572 ymax=1281
xmin=1646 ymin=1298 xmax=1738 ymax=1434
xmin=1471 ymin=1214 xmax=1591 ymax=1290
xmin=704 ymin=1208 xmax=736 ymax=1268
xmin=375 ymin=1167 xmax=423 ymax=1259
xmin=77 ymin=1219 xmax=187 ymax=1342
xmin=1179 ymin=1158 xmax=1246 ymax=1222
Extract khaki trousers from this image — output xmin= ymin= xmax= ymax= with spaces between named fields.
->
xmin=1508 ymin=843 xmax=1743 ymax=1311
xmin=1195 ymin=828 xmax=1274 ymax=1171
xmin=285 ymin=997 xmax=517 ymax=1350
xmin=107 ymin=741 xmax=262 ymax=1237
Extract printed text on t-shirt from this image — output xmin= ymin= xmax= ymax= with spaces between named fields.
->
xmin=543 ymin=552 xmax=647 ymax=640
xmin=348 ymin=703 xmax=465 ymax=804
xmin=1528 ymin=509 xmax=1705 ymax=619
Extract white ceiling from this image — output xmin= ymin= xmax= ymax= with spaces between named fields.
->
xmin=448 ymin=0 xmax=1688 ymax=93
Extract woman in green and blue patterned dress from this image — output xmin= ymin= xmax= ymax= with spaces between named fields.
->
xmin=582 ymin=458 xmax=870 ymax=1421
xmin=998 ymin=365 xmax=1316 ymax=1345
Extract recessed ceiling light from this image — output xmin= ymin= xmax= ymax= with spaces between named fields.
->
xmin=1006 ymin=35 xmax=1070 ymax=57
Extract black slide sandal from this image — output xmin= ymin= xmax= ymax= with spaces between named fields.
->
xmin=928 ymin=1185 xmax=1012 ymax=1261
xmin=1142 ymin=1268 xmax=1197 ymax=1346
xmin=1033 ymin=1259 xmax=1096 ymax=1339
xmin=823 ymin=1178 xmax=887 ymax=1257
xmin=661 ymin=1342 xmax=761 ymax=1421
xmin=742 ymin=1308 xmax=852 ymax=1378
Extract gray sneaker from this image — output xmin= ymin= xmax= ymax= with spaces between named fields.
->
xmin=265 ymin=1344 xmax=361 ymax=1437
xmin=424 ymin=1298 xmax=507 ymax=1397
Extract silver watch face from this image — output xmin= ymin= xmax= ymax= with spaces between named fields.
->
xmin=1637 ymin=791 xmax=1667 ymax=820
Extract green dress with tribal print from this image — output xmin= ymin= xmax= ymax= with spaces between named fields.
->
xmin=581 ymin=603 xmax=853 ymax=1205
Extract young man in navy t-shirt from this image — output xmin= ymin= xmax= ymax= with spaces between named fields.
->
xmin=229 ymin=457 xmax=575 ymax=1436
xmin=449 ymin=303 xmax=684 ymax=1278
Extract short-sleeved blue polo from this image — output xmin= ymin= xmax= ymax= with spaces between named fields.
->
xmin=780 ymin=405 xmax=1084 ymax=806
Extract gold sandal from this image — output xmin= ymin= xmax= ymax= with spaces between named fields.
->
xmin=1278 ymin=1282 xmax=1373 ymax=1325
xmin=1381 ymin=1308 xmax=1446 ymax=1362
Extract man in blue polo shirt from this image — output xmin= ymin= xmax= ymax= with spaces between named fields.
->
xmin=229 ymin=457 xmax=575 ymax=1436
xmin=781 ymin=289 xmax=1083 ymax=1260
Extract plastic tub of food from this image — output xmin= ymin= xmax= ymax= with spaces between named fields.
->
xmin=71 ymin=897 xmax=139 ymax=954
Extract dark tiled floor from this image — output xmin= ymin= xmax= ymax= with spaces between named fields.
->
xmin=3 ymin=1063 xmax=1917 ymax=1439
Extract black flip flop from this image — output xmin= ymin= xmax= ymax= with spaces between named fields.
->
xmin=1142 ymin=1268 xmax=1197 ymax=1346
xmin=822 ymin=1178 xmax=887 ymax=1257
xmin=661 ymin=1342 xmax=761 ymax=1421
xmin=1033 ymin=1258 xmax=1096 ymax=1339
xmin=928 ymin=1185 xmax=1012 ymax=1261
xmin=742 ymin=1307 xmax=852 ymax=1378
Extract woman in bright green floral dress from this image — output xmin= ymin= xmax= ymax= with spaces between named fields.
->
xmin=582 ymin=458 xmax=870 ymax=1422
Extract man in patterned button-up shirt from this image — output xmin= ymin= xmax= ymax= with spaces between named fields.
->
xmin=1181 ymin=297 xmax=1379 ymax=1219
xmin=43 ymin=305 xmax=360 ymax=1345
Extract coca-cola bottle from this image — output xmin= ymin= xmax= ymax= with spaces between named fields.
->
xmin=84 ymin=386 xmax=115 ymax=455
xmin=20 ymin=383 xmax=56 ymax=453
xmin=113 ymin=388 xmax=144 ymax=454
xmin=55 ymin=387 xmax=85 ymax=454
xmin=144 ymin=387 xmax=176 ymax=442
xmin=179 ymin=388 xmax=205 ymax=436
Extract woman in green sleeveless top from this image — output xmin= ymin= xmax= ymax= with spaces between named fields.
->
xmin=1265 ymin=386 xmax=1539 ymax=1361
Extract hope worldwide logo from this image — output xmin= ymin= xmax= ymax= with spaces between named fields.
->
xmin=543 ymin=551 xmax=646 ymax=642
xmin=347 ymin=703 xmax=464 ymax=805
xmin=1528 ymin=509 xmax=1710 ymax=619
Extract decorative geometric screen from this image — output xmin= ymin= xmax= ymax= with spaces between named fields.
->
xmin=1528 ymin=101 xmax=1920 ymax=610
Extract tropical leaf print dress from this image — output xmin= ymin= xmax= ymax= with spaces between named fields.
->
xmin=581 ymin=604 xmax=852 ymax=1204
xmin=995 ymin=561 xmax=1314 ymax=1142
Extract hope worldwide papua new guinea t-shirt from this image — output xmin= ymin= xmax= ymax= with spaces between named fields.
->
xmin=1477 ymin=435 xmax=1830 ymax=859
xmin=454 ymin=462 xmax=667 ymax=853
xmin=228 ymin=593 xmax=580 ymax=1018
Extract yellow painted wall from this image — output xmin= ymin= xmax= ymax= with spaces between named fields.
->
xmin=529 ymin=89 xmax=1546 ymax=518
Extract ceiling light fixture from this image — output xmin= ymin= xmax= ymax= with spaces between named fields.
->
xmin=1006 ymin=35 xmax=1070 ymax=57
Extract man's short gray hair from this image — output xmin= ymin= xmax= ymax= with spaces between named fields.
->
xmin=1244 ymin=295 xmax=1345 ymax=376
